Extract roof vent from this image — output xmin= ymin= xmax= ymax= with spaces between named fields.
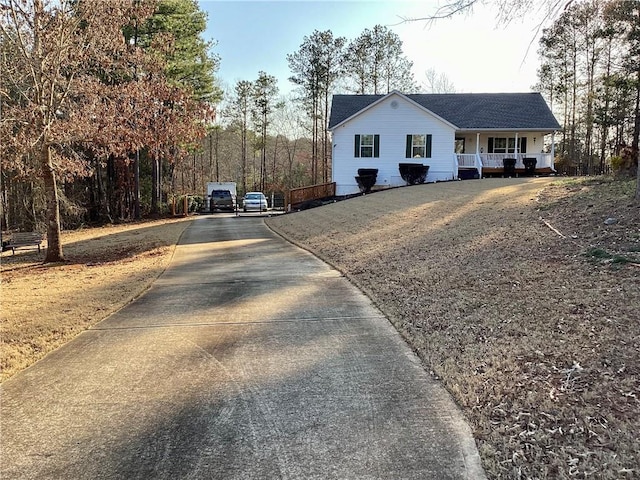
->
xmin=390 ymin=100 xmax=399 ymax=109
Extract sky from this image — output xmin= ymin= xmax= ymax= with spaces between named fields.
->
xmin=197 ymin=0 xmax=546 ymax=96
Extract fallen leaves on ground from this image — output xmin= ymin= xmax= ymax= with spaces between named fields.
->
xmin=266 ymin=177 xmax=639 ymax=480
xmin=1 ymin=217 xmax=192 ymax=381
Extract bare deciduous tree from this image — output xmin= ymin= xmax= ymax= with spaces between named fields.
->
xmin=344 ymin=25 xmax=415 ymax=95
xmin=1 ymin=0 xmax=150 ymax=261
xmin=226 ymin=80 xmax=253 ymax=194
xmin=288 ymin=30 xmax=346 ymax=184
xmin=0 ymin=0 xmax=206 ymax=261
xmin=406 ymin=0 xmax=640 ymax=201
xmin=423 ymin=68 xmax=457 ymax=93
xmin=252 ymin=71 xmax=280 ymax=192
xmin=402 ymin=0 xmax=575 ymax=25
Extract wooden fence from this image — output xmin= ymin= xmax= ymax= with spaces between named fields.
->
xmin=286 ymin=182 xmax=336 ymax=210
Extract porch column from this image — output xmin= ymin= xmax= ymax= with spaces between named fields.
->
xmin=476 ymin=132 xmax=482 ymax=178
xmin=515 ymin=132 xmax=519 ymax=162
xmin=551 ymin=131 xmax=556 ymax=169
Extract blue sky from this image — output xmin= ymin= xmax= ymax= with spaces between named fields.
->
xmin=198 ymin=0 xmax=544 ymax=96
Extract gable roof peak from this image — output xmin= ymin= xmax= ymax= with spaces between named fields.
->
xmin=328 ymin=91 xmax=458 ymax=130
xmin=328 ymin=92 xmax=561 ymax=131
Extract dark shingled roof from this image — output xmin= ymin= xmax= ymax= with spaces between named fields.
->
xmin=328 ymin=92 xmax=561 ymax=131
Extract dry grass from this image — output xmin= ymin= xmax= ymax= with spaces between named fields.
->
xmin=266 ymin=177 xmax=640 ymax=479
xmin=1 ymin=216 xmax=192 ymax=381
xmin=2 ymin=177 xmax=638 ymax=479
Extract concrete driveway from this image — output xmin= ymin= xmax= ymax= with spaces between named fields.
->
xmin=1 ymin=216 xmax=486 ymax=479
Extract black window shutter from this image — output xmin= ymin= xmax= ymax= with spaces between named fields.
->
xmin=405 ymin=135 xmax=412 ymax=158
xmin=374 ymin=135 xmax=380 ymax=157
xmin=354 ymin=135 xmax=360 ymax=157
xmin=488 ymin=137 xmax=494 ymax=153
xmin=520 ymin=137 xmax=527 ymax=154
xmin=426 ymin=134 xmax=432 ymax=158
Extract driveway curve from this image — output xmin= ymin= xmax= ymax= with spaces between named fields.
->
xmin=1 ymin=216 xmax=486 ymax=479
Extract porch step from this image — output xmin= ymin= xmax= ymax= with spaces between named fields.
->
xmin=481 ymin=167 xmax=556 ymax=177
xmin=458 ymin=168 xmax=480 ymax=180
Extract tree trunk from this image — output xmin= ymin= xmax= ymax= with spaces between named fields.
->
xmin=272 ymin=135 xmax=278 ymax=188
xmin=585 ymin=36 xmax=596 ymax=172
xmin=192 ymin=152 xmax=197 ymax=193
xmin=570 ymin=34 xmax=578 ymax=171
xmin=151 ymin=155 xmax=159 ymax=215
xmin=208 ymin=132 xmax=214 ymax=181
xmin=323 ymin=90 xmax=329 ymax=183
xmin=634 ymin=71 xmax=640 ymax=201
xmin=41 ymin=144 xmax=64 ymax=263
xmin=313 ymin=91 xmax=319 ymax=184
xmin=158 ymin=156 xmax=163 ymax=212
xmin=214 ymin=129 xmax=220 ymax=182
xmin=636 ymin=150 xmax=640 ymax=201
xmin=241 ymin=117 xmax=247 ymax=195
xmin=261 ymin=116 xmax=267 ymax=192
xmin=599 ymin=41 xmax=612 ymax=173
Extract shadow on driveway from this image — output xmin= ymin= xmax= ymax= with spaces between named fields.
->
xmin=1 ymin=216 xmax=486 ymax=479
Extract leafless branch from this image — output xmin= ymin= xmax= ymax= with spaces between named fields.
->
xmin=396 ymin=0 xmax=574 ymax=27
xmin=398 ymin=0 xmax=479 ymax=26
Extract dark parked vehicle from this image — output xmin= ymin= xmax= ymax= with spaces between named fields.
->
xmin=210 ymin=190 xmax=235 ymax=212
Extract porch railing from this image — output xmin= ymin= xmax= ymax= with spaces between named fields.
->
xmin=456 ymin=153 xmax=481 ymax=168
xmin=479 ymin=153 xmax=554 ymax=170
xmin=456 ymin=154 xmax=483 ymax=177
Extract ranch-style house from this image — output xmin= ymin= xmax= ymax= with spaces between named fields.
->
xmin=328 ymin=91 xmax=561 ymax=196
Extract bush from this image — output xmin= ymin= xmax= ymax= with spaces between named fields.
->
xmin=553 ymin=154 xmax=576 ymax=175
xmin=355 ymin=168 xmax=378 ymax=193
xmin=399 ymin=163 xmax=429 ymax=185
xmin=171 ymin=195 xmax=204 ymax=215
xmin=610 ymin=146 xmax=638 ymax=177
xmin=190 ymin=195 xmax=205 ymax=212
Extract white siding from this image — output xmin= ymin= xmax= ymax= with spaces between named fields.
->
xmin=331 ymin=94 xmax=456 ymax=196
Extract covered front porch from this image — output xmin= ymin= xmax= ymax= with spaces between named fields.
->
xmin=453 ymin=131 xmax=557 ymax=178
xmin=456 ymin=152 xmax=556 ymax=178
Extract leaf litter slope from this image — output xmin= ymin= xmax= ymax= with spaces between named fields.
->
xmin=266 ymin=177 xmax=639 ymax=479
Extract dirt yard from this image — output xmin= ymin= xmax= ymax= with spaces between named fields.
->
xmin=266 ymin=177 xmax=639 ymax=479
xmin=2 ymin=177 xmax=638 ymax=479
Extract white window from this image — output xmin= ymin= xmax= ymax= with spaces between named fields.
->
xmin=488 ymin=137 xmax=527 ymax=154
xmin=354 ymin=134 xmax=380 ymax=158
xmin=411 ymin=134 xmax=426 ymax=157
xmin=405 ymin=134 xmax=432 ymax=158
xmin=360 ymin=134 xmax=374 ymax=157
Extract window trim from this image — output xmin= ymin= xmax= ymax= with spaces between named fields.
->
xmin=406 ymin=134 xmax=432 ymax=158
xmin=354 ymin=134 xmax=380 ymax=158
xmin=488 ymin=136 xmax=527 ymax=154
